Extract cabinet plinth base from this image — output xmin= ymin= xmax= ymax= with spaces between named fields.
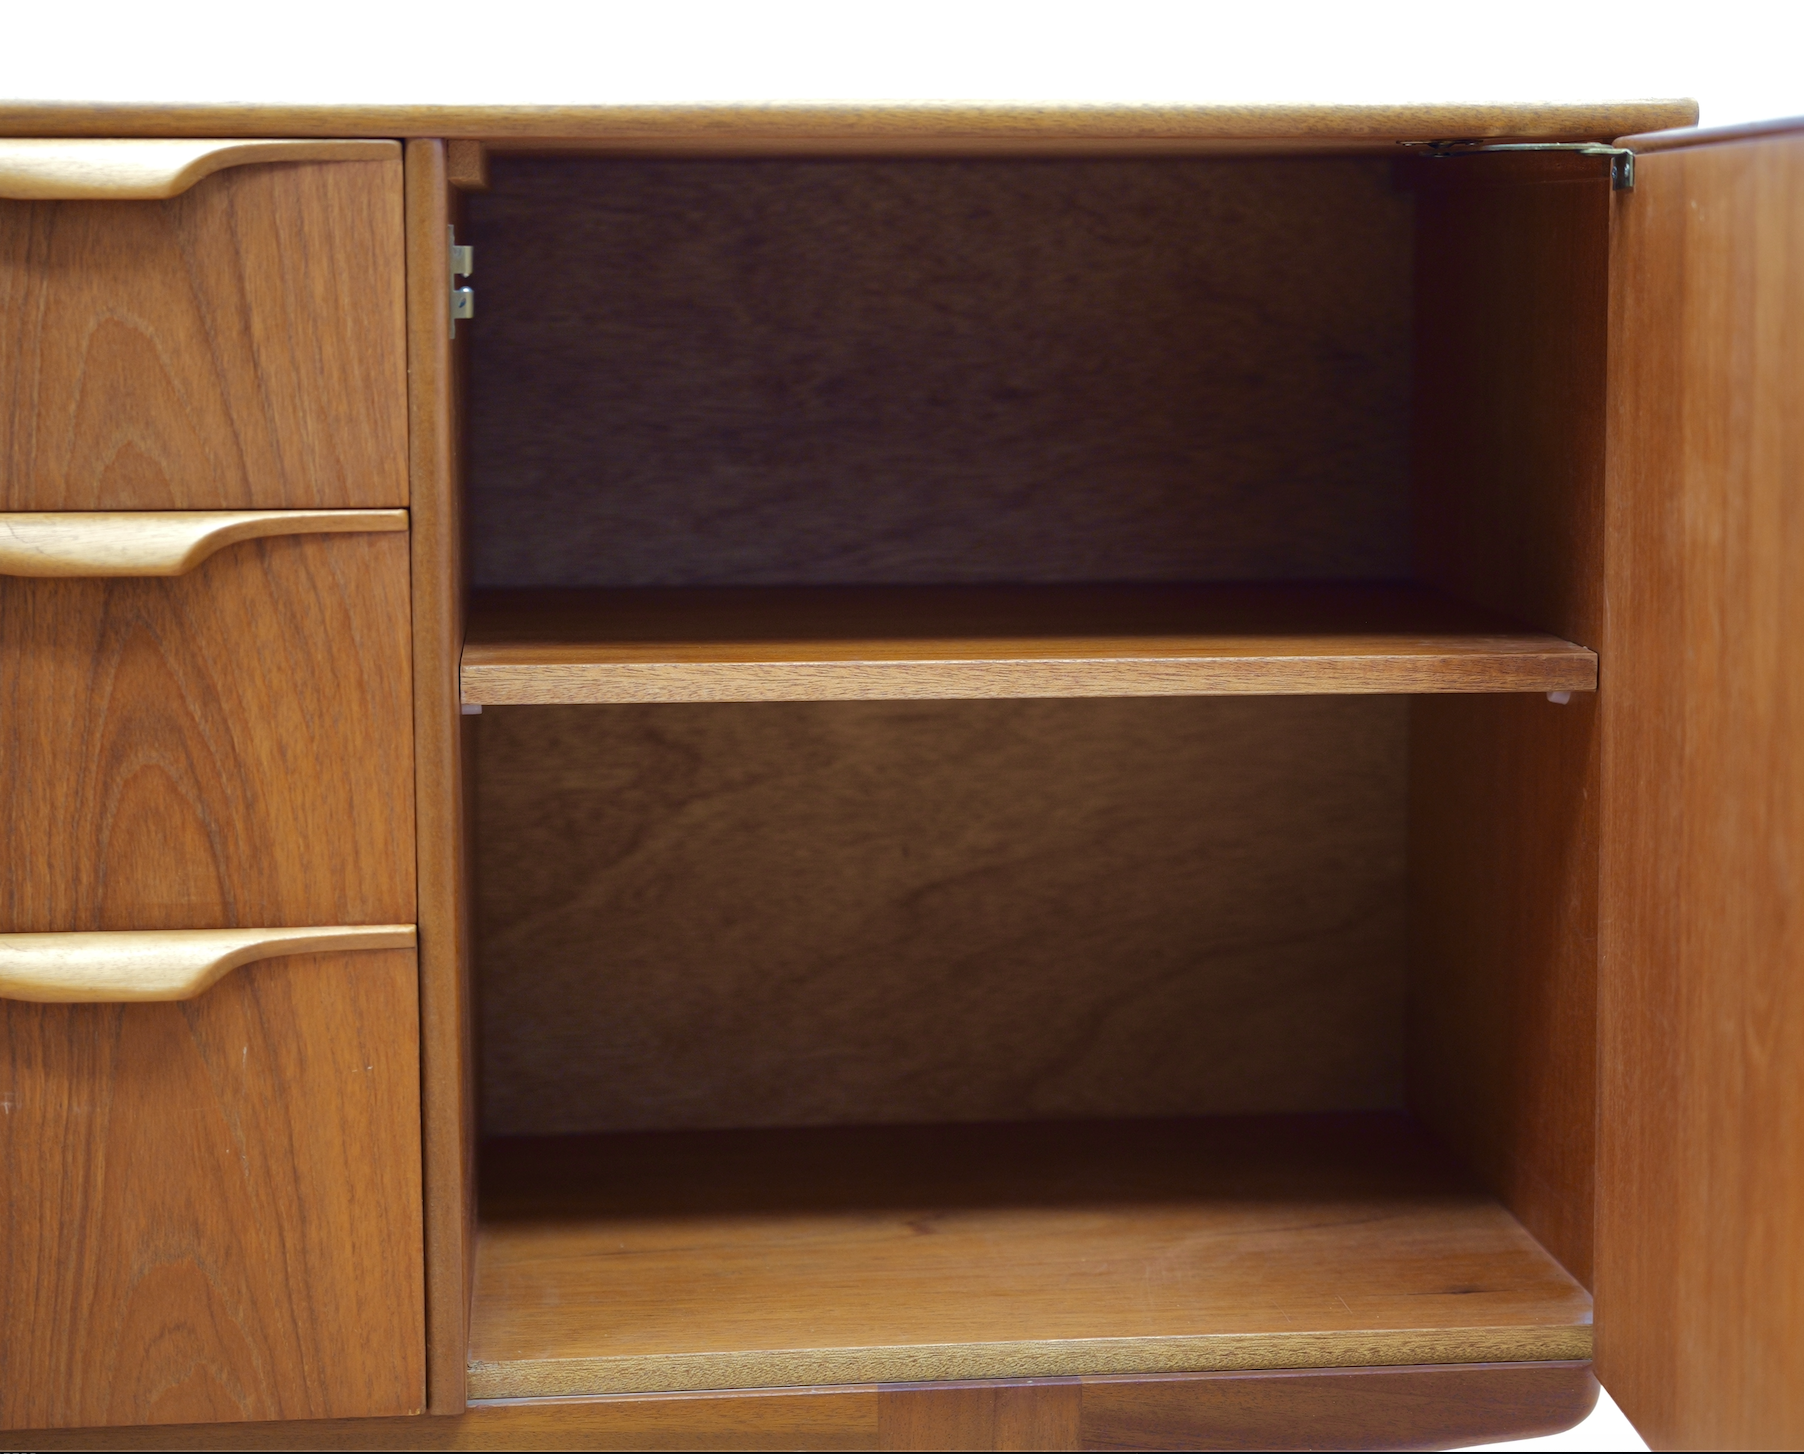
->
xmin=8 ymin=1361 xmax=1599 ymax=1451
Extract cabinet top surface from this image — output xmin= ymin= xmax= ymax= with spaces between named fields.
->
xmin=0 ymin=99 xmax=1696 ymax=150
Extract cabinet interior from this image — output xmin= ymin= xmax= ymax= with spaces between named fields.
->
xmin=454 ymin=148 xmax=1608 ymax=1397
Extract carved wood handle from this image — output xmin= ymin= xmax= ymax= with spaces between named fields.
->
xmin=0 ymin=138 xmax=399 ymax=200
xmin=0 ymin=510 xmax=407 ymax=576
xmin=0 ymin=925 xmax=418 ymax=1003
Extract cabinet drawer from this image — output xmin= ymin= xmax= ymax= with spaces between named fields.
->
xmin=0 ymin=524 xmax=415 ymax=931
xmin=0 ymin=944 xmax=425 ymax=1428
xmin=0 ymin=151 xmax=406 ymax=510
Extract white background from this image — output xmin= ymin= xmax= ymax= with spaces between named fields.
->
xmin=7 ymin=4 xmax=1798 ymax=1448
xmin=0 ymin=0 xmax=1799 ymax=126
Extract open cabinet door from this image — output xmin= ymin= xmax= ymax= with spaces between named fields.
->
xmin=1600 ymin=120 xmax=1804 ymax=1449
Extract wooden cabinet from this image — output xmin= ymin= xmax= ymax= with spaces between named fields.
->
xmin=1 ymin=103 xmax=1800 ymax=1451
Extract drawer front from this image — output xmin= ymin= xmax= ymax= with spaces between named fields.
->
xmin=0 ymin=524 xmax=422 ymax=1426
xmin=0 ymin=946 xmax=425 ymax=1428
xmin=0 ymin=528 xmax=415 ymax=931
xmin=0 ymin=158 xmax=407 ymax=510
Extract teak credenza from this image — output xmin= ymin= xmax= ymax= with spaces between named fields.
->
xmin=1 ymin=99 xmax=1800 ymax=1451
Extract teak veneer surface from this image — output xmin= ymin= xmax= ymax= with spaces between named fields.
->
xmin=0 ymin=533 xmax=415 ymax=932
xmin=1597 ymin=126 xmax=1804 ymax=1449
xmin=7 ymin=1362 xmax=1600 ymax=1450
xmin=0 ymin=100 xmax=1698 ymax=148
xmin=0 ymin=532 xmax=423 ymax=1427
xmin=0 ymin=158 xmax=407 ymax=509
xmin=475 ymin=695 xmax=1406 ymax=1136
xmin=0 ymin=949 xmax=425 ymax=1430
xmin=446 ymin=139 xmax=489 ymax=191
xmin=460 ymin=584 xmax=1596 ymax=702
xmin=1404 ymin=154 xmax=1609 ymax=1290
xmin=1619 ymin=114 xmax=1804 ymax=153
xmin=467 ymin=1115 xmax=1592 ymax=1398
xmin=1060 ymin=1363 xmax=1597 ymax=1452
xmin=464 ymin=157 xmax=1413 ymax=590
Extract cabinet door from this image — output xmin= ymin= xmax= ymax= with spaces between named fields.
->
xmin=0 ymin=529 xmax=424 ymax=1429
xmin=0 ymin=154 xmax=407 ymax=509
xmin=1600 ymin=122 xmax=1804 ymax=1448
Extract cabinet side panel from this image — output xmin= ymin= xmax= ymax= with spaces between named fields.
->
xmin=1407 ymin=160 xmax=1608 ymax=1288
xmin=1598 ymin=131 xmax=1804 ymax=1448
xmin=0 ymin=949 xmax=425 ymax=1429
xmin=0 ymin=159 xmax=408 ymax=509
xmin=405 ymin=138 xmax=475 ymax=1415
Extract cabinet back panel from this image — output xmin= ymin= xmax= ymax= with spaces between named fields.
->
xmin=464 ymin=158 xmax=1412 ymax=587
xmin=475 ymin=696 xmax=1406 ymax=1136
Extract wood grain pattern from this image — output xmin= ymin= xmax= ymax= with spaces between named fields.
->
xmin=0 ymin=101 xmax=1699 ymax=148
xmin=878 ymin=1380 xmax=1081 ymax=1450
xmin=1076 ymin=1362 xmax=1597 ymax=1452
xmin=0 ymin=530 xmax=422 ymax=1426
xmin=1619 ymin=114 xmax=1804 ymax=153
xmin=0 ymin=158 xmax=406 ymax=509
xmin=1596 ymin=127 xmax=1804 ymax=1449
xmin=447 ymin=140 xmax=489 ymax=191
xmin=0 ymin=924 xmax=415 ymax=1003
xmin=0 ymin=1362 xmax=1599 ymax=1451
xmin=463 ymin=157 xmax=1412 ymax=588
xmin=15 ymin=1387 xmax=881 ymax=1452
xmin=406 ymin=138 xmax=476 ymax=1416
xmin=467 ymin=1116 xmax=1592 ymax=1398
xmin=0 ymin=532 xmax=415 ymax=933
xmin=475 ymin=696 xmax=1405 ymax=1136
xmin=460 ymin=584 xmax=1596 ymax=703
xmin=0 ymin=948 xmax=425 ymax=1429
xmin=1403 ymin=152 xmax=1609 ymax=1289
xmin=0 ymin=508 xmax=406 ymax=576
xmin=0 ymin=138 xmax=397 ymax=200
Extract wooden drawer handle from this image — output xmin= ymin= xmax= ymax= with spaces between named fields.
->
xmin=0 ymin=138 xmax=399 ymax=201
xmin=0 ymin=509 xmax=407 ymax=577
xmin=0 ymin=925 xmax=417 ymax=1003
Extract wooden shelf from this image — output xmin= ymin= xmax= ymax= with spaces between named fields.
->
xmin=460 ymin=584 xmax=1597 ymax=704
xmin=468 ymin=1114 xmax=1593 ymax=1399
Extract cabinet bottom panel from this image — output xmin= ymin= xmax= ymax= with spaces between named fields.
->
xmin=470 ymin=1114 xmax=1590 ymax=1399
xmin=5 ymin=1361 xmax=1599 ymax=1451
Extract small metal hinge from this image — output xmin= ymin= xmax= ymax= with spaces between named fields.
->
xmin=1406 ymin=140 xmax=1635 ymax=190
xmin=449 ymin=225 xmax=475 ymax=336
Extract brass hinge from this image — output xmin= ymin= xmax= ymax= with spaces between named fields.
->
xmin=1405 ymin=140 xmax=1635 ymax=190
xmin=449 ymin=225 xmax=475 ymax=337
